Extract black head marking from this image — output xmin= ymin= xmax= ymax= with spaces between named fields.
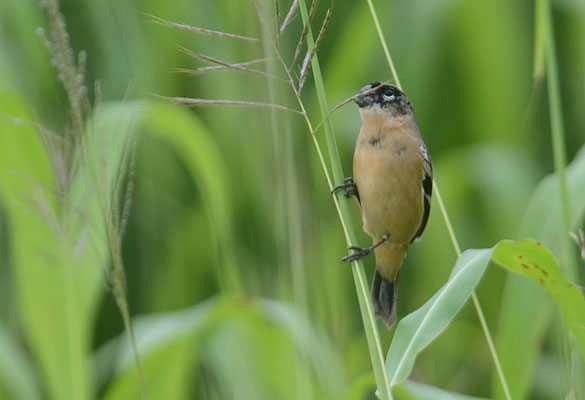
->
xmin=355 ymin=82 xmax=413 ymax=115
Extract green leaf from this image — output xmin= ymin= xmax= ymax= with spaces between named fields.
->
xmin=385 ymin=248 xmax=492 ymax=386
xmin=492 ymin=239 xmax=585 ymax=357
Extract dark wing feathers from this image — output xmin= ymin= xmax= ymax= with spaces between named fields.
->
xmin=411 ymin=143 xmax=433 ymax=243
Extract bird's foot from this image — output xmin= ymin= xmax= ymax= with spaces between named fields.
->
xmin=332 ymin=177 xmax=358 ymax=199
xmin=341 ymin=234 xmax=390 ymax=263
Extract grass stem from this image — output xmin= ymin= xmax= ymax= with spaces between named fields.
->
xmin=542 ymin=0 xmax=575 ymax=280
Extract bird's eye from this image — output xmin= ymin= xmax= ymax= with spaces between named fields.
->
xmin=382 ymin=93 xmax=396 ymax=102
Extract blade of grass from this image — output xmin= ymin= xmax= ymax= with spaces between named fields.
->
xmin=296 ymin=1 xmax=393 ymax=399
xmin=363 ymin=1 xmax=511 ymax=398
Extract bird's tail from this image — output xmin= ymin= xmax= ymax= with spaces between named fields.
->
xmin=371 ymin=270 xmax=399 ymax=328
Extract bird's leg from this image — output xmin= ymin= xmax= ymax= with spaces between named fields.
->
xmin=332 ymin=177 xmax=359 ymax=199
xmin=341 ymin=234 xmax=390 ymax=263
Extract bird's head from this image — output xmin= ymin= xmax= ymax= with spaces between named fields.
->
xmin=354 ymin=82 xmax=414 ymax=118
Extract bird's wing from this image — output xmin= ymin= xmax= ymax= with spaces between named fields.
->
xmin=411 ymin=143 xmax=433 ymax=243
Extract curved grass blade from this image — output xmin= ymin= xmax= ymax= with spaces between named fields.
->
xmin=385 ymin=248 xmax=492 ymax=386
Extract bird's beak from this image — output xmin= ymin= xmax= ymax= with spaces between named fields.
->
xmin=355 ymin=84 xmax=376 ymax=108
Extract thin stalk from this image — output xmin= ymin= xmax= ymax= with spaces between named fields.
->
xmin=364 ymin=2 xmax=511 ymax=398
xmin=533 ymin=0 xmax=546 ymax=84
xmin=542 ymin=0 xmax=575 ymax=280
xmin=434 ymin=186 xmax=511 ymax=399
xmin=365 ymin=0 xmax=401 ymax=89
xmin=296 ymin=1 xmax=393 ymax=398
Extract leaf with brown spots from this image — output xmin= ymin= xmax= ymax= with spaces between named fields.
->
xmin=492 ymin=239 xmax=585 ymax=357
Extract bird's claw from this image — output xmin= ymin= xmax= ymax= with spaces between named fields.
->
xmin=341 ymin=247 xmax=372 ymax=262
xmin=332 ymin=177 xmax=357 ymax=198
xmin=340 ymin=234 xmax=391 ymax=263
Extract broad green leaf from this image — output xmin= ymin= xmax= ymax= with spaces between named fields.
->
xmin=495 ymin=145 xmax=585 ymax=400
xmin=492 ymin=239 xmax=585 ymax=357
xmin=385 ymin=248 xmax=492 ymax=386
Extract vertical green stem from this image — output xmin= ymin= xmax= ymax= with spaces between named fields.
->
xmin=542 ymin=0 xmax=575 ymax=280
xmin=364 ymin=1 xmax=510 ymax=397
xmin=434 ymin=186 xmax=512 ymax=400
xmin=297 ymin=1 xmax=393 ymax=399
xmin=365 ymin=0 xmax=402 ymax=89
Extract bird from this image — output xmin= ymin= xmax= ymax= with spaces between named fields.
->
xmin=333 ymin=82 xmax=433 ymax=328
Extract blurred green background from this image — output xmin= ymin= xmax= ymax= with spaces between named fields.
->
xmin=1 ymin=0 xmax=584 ymax=399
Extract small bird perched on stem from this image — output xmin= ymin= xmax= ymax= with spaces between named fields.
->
xmin=333 ymin=82 xmax=432 ymax=328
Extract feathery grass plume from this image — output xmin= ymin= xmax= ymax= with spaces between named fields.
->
xmin=38 ymin=1 xmax=150 ymax=398
xmin=146 ymin=13 xmax=261 ymax=42
xmin=171 ymin=42 xmax=285 ymax=81
xmin=298 ymin=0 xmax=335 ymax=91
xmin=290 ymin=0 xmax=317 ymax=68
xmin=39 ymin=0 xmax=89 ymax=144
xmin=173 ymin=58 xmax=272 ymax=75
xmin=280 ymin=0 xmax=299 ymax=35
xmin=154 ymin=95 xmax=302 ymax=114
